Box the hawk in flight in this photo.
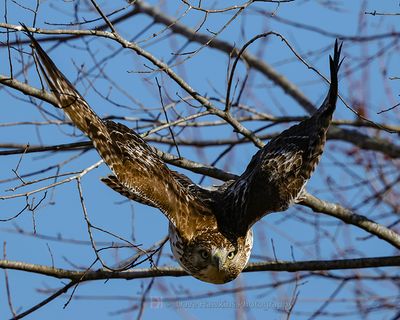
[24,28,342,284]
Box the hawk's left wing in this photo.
[221,40,342,236]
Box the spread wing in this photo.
[102,168,202,209]
[24,27,211,238]
[222,40,343,236]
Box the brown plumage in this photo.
[221,40,343,236]
[23,25,342,284]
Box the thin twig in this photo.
[11,281,77,320]
[155,77,181,158]
[89,0,117,33]
[3,242,17,319]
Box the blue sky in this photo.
[1,1,399,319]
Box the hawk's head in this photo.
[169,225,253,284]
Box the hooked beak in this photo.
[211,249,224,270]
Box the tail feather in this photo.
[21,24,105,138]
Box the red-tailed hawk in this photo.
[24,27,342,284]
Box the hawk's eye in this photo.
[227,251,235,259]
[199,250,209,259]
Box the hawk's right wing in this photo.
[24,27,210,238]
